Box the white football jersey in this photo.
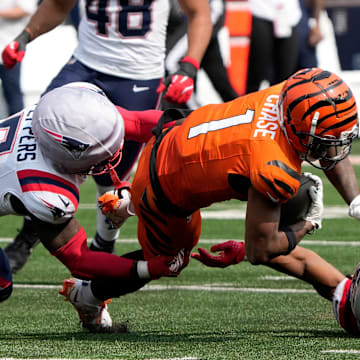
[0,106,85,224]
[73,0,170,80]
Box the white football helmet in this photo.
[32,83,125,175]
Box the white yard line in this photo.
[77,205,349,219]
[14,283,316,294]
[0,358,197,360]
[321,350,360,354]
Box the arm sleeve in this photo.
[117,107,165,143]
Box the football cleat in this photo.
[89,232,115,253]
[4,227,40,274]
[59,278,113,333]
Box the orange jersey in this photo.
[156,83,302,211]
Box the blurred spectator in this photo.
[164,0,238,109]
[0,0,37,116]
[246,0,302,93]
[297,0,324,69]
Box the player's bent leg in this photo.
[87,249,149,300]
[4,217,40,274]
[52,227,135,279]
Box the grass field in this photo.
[1,158,360,359]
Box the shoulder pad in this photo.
[17,169,79,224]
[22,190,77,224]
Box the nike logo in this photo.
[266,192,279,203]
[133,84,150,93]
[58,195,70,207]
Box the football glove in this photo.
[301,172,323,231]
[98,183,135,229]
[157,56,199,104]
[191,240,245,268]
[137,248,189,279]
[2,29,31,69]
[349,194,360,220]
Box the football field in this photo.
[1,157,360,359]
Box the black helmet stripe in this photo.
[320,114,358,135]
[288,78,344,117]
[317,104,356,127]
[303,97,356,124]
[282,69,331,100]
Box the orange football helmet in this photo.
[279,68,359,170]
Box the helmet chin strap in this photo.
[109,167,122,188]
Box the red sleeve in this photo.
[116,106,167,143]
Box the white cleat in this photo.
[59,278,113,333]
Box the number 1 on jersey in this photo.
[188,109,255,139]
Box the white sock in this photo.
[79,280,102,306]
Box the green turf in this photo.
[1,168,360,359]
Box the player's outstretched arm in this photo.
[157,0,212,104]
[2,0,77,69]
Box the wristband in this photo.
[136,260,150,279]
[280,226,297,255]
[15,29,31,45]
[181,56,200,70]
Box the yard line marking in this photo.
[261,276,297,281]
[321,350,360,354]
[77,205,349,219]
[1,238,360,246]
[13,283,316,294]
[0,358,197,360]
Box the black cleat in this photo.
[5,226,40,274]
[89,232,115,253]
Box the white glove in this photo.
[349,194,360,220]
[302,172,324,231]
[98,188,135,228]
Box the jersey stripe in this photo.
[17,169,79,206]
